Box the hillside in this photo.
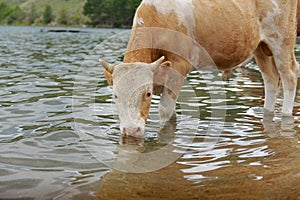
[0,0,88,26]
[0,0,142,27]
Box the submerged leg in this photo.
[277,53,299,116]
[159,78,183,126]
[157,56,190,125]
[159,90,176,125]
[254,42,280,115]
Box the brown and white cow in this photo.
[100,0,299,137]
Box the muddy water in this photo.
[0,26,300,199]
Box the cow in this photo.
[100,0,299,137]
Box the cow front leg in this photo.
[159,88,177,126]
[159,74,184,126]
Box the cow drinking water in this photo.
[100,0,299,137]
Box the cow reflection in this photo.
[121,114,177,146]
[262,114,298,137]
[110,113,179,173]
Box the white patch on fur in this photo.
[263,80,278,112]
[282,90,296,116]
[259,0,283,67]
[142,0,195,36]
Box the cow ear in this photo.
[99,59,114,85]
[153,61,172,93]
[160,61,172,70]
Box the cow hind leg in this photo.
[277,52,299,116]
[254,42,280,115]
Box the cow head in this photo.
[99,57,171,137]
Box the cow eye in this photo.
[146,92,152,98]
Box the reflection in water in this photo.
[0,26,300,199]
[112,122,180,173]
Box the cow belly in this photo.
[193,0,260,69]
[197,30,260,69]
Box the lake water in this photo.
[0,26,300,199]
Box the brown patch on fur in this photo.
[192,0,260,69]
[140,91,152,121]
[134,4,188,34]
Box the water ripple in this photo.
[1,26,300,199]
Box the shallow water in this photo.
[0,26,300,199]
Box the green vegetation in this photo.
[42,4,53,24]
[83,0,141,27]
[0,0,142,27]
[0,3,12,21]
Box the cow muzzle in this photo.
[123,127,143,137]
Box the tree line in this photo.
[0,0,142,27]
[83,0,142,27]
[0,3,75,26]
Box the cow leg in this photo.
[256,41,299,116]
[277,52,299,116]
[159,89,177,125]
[159,71,185,126]
[254,42,280,115]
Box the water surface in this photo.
[0,26,300,199]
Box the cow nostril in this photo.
[123,127,142,136]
